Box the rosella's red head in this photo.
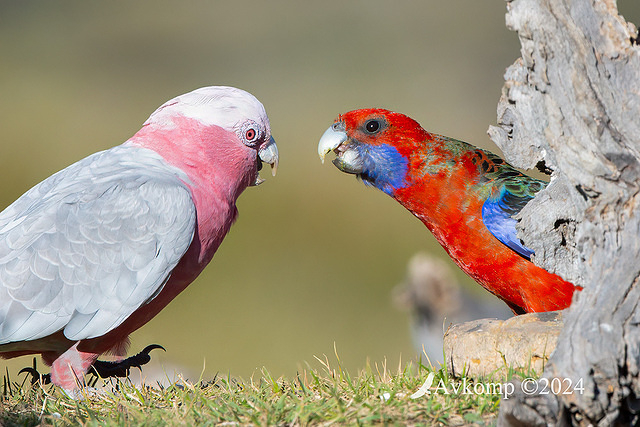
[318,108,430,195]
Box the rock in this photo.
[443,311,563,379]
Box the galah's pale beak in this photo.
[254,136,279,185]
[318,121,363,174]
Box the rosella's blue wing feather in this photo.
[480,162,547,261]
[482,189,534,260]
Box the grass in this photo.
[0,351,539,426]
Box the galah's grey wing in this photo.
[0,146,196,343]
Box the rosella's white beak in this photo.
[318,122,347,163]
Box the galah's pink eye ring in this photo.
[239,121,262,146]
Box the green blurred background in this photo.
[1,1,638,381]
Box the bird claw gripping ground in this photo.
[19,358,51,385]
[90,344,166,379]
[19,344,165,386]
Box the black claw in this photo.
[141,344,166,354]
[90,344,166,379]
[19,367,51,385]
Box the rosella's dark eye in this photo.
[365,119,381,133]
[245,128,257,141]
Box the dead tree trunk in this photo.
[489,0,640,425]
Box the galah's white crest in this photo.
[0,86,278,394]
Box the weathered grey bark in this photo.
[488,0,640,425]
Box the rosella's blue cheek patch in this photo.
[359,143,409,195]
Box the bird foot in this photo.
[18,344,164,387]
[89,344,165,379]
[19,357,51,385]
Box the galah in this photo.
[0,86,278,394]
[318,108,578,314]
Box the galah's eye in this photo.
[240,121,262,147]
[365,119,381,134]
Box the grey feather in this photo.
[0,145,196,343]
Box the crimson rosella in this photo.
[318,108,577,314]
[0,86,278,395]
